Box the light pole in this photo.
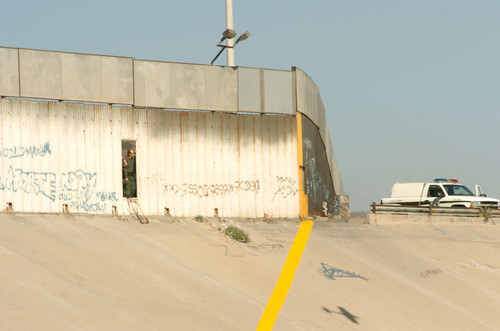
[210,0,251,66]
[225,0,235,66]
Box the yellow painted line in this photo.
[296,113,308,217]
[256,219,314,330]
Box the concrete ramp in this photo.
[1,214,499,330]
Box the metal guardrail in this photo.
[370,203,500,217]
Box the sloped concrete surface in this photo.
[1,214,499,330]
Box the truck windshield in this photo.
[443,184,474,196]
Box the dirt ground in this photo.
[1,213,499,330]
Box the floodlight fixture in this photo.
[220,28,237,42]
[234,30,251,46]
[210,30,252,66]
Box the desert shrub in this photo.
[224,225,250,243]
[194,215,205,222]
[479,207,495,225]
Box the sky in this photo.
[2,0,499,211]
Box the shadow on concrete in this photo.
[323,306,360,324]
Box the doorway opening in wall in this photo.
[122,140,137,198]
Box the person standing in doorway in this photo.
[122,149,136,198]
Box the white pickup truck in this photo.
[381,179,500,208]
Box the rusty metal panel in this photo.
[0,47,20,97]
[132,110,299,218]
[295,67,345,199]
[325,125,345,195]
[134,61,238,112]
[301,115,337,217]
[0,99,299,217]
[0,100,56,213]
[0,99,122,214]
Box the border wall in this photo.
[0,46,347,218]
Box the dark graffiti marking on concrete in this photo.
[96,191,119,202]
[1,166,117,212]
[163,180,260,197]
[319,262,369,281]
[0,166,57,201]
[59,170,117,212]
[60,170,97,203]
[0,142,52,159]
[272,176,298,201]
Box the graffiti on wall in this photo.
[272,176,298,201]
[0,142,52,159]
[145,173,299,201]
[0,166,118,213]
[58,170,118,212]
[0,166,57,201]
[163,180,260,197]
[60,170,97,203]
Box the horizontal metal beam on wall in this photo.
[370,203,500,218]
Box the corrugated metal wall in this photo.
[0,99,299,218]
[301,115,336,216]
[294,67,345,196]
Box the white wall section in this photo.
[0,99,299,217]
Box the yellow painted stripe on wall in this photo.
[296,113,309,217]
[256,219,314,330]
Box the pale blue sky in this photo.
[2,0,499,211]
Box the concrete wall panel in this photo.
[18,49,133,104]
[134,61,238,112]
[20,49,63,100]
[60,53,102,102]
[0,47,19,97]
[238,67,294,115]
[296,68,322,125]
[101,56,134,104]
[264,69,294,114]
[60,53,133,104]
[238,67,261,113]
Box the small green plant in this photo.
[194,215,205,222]
[224,225,250,243]
[479,207,495,225]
